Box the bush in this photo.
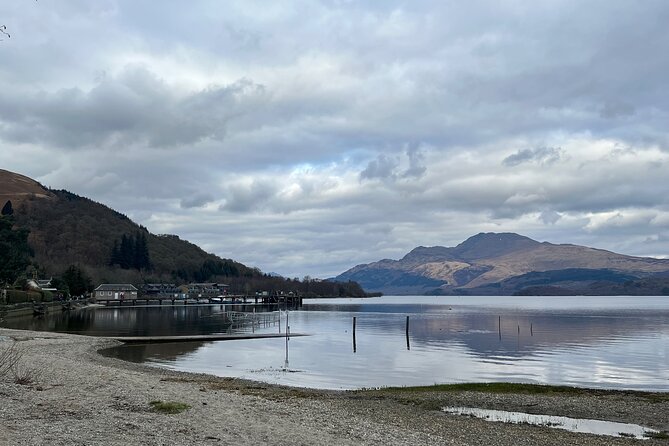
[5,290,42,304]
[40,290,53,302]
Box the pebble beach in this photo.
[1,327,668,446]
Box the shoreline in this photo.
[1,328,669,445]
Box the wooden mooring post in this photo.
[405,315,410,350]
[284,311,290,370]
[352,316,357,353]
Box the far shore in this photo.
[1,327,669,445]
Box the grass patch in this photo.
[645,431,669,440]
[149,400,191,414]
[374,382,592,395]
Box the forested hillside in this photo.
[1,169,368,297]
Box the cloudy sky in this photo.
[1,1,668,278]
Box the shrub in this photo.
[6,290,41,304]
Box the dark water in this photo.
[4,296,669,390]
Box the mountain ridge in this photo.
[335,232,669,295]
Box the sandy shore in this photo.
[1,328,668,446]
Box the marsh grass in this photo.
[645,430,669,440]
[377,383,592,395]
[0,341,22,378]
[149,400,191,414]
[1,341,42,385]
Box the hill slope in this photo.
[335,232,669,295]
[1,169,254,285]
[0,169,368,296]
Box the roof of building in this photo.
[94,284,138,291]
[188,283,229,287]
[36,278,52,287]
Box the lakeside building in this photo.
[94,284,138,300]
[142,283,182,297]
[27,278,58,293]
[187,283,229,298]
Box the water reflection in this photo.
[0,304,279,336]
[443,407,658,439]
[5,296,669,390]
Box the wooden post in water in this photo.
[530,323,533,336]
[405,315,410,350]
[498,316,501,340]
[284,311,290,370]
[352,316,357,353]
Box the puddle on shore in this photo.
[443,407,658,440]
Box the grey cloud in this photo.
[180,193,215,209]
[360,155,398,181]
[3,0,669,277]
[0,67,267,149]
[600,102,635,119]
[402,147,426,179]
[503,147,563,167]
[540,210,562,225]
[220,180,276,213]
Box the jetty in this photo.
[94,294,303,307]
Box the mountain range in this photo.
[334,232,669,296]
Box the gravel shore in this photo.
[1,327,668,446]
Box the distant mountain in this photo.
[0,169,368,297]
[335,232,669,296]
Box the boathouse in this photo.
[94,284,138,300]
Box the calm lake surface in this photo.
[4,296,669,390]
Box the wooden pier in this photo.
[94,294,303,307]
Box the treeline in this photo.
[56,265,94,296]
[0,207,32,286]
[172,258,251,283]
[109,232,151,270]
[226,275,371,297]
[1,201,93,298]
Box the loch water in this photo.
[4,296,669,390]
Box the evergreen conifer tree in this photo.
[134,231,151,270]
[0,215,31,284]
[109,240,121,267]
[1,200,13,216]
[119,234,133,269]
